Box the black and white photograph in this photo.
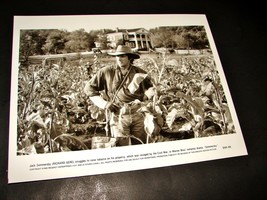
[8,14,247,184]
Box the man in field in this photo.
[84,45,155,146]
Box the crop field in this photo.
[16,52,236,154]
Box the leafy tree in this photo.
[150,26,209,49]
[42,30,68,54]
[19,26,210,60]
[181,26,209,49]
[19,30,48,62]
[171,34,188,49]
[150,28,174,48]
[64,29,93,52]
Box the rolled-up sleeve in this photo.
[84,71,104,97]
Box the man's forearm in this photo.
[89,96,108,109]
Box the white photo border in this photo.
[8,14,248,183]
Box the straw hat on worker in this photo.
[108,45,140,59]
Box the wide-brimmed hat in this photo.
[108,45,140,59]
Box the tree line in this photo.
[19,26,209,62]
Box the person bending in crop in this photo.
[84,45,155,146]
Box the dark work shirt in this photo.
[84,65,153,104]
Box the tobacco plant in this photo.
[16,51,235,154]
[135,52,235,142]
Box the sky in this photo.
[14,14,208,32]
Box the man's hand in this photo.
[105,102,120,113]
[128,73,147,94]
